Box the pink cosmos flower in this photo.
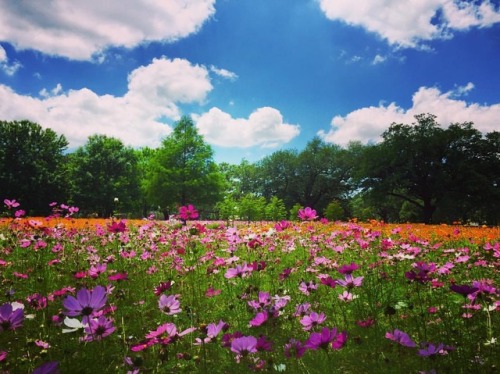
[300,312,326,331]
[249,311,268,327]
[299,281,318,295]
[284,339,306,358]
[231,336,258,356]
[385,329,416,348]
[224,263,252,279]
[304,327,347,350]
[4,199,20,209]
[298,207,317,221]
[81,316,115,342]
[336,274,364,289]
[158,294,181,315]
[205,287,221,298]
[178,204,199,220]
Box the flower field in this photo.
[0,204,499,373]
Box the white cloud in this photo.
[0,0,216,60]
[318,0,500,48]
[318,82,500,145]
[372,54,387,65]
[210,65,238,81]
[0,44,21,76]
[194,107,300,148]
[0,57,213,148]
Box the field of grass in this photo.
[0,209,499,373]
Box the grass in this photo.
[0,214,499,373]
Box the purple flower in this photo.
[32,361,59,374]
[248,291,271,310]
[158,294,181,315]
[81,316,116,342]
[385,329,416,348]
[450,284,479,297]
[284,339,306,358]
[231,336,258,356]
[62,286,107,323]
[256,335,273,352]
[300,312,327,331]
[418,342,455,357]
[224,263,252,279]
[0,302,24,331]
[4,199,20,209]
[298,207,317,221]
[304,327,347,350]
[299,281,318,295]
[336,274,364,289]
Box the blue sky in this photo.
[0,0,499,164]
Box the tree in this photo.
[146,116,224,217]
[361,114,497,224]
[265,196,287,221]
[67,135,141,217]
[0,120,68,214]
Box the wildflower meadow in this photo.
[0,200,499,373]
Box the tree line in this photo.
[1,114,498,224]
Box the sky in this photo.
[0,0,499,164]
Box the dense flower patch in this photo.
[0,202,499,373]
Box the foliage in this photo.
[67,135,141,217]
[323,200,344,221]
[145,116,224,217]
[0,120,68,215]
[265,196,287,221]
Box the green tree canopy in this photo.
[67,134,141,217]
[145,116,224,217]
[0,120,68,214]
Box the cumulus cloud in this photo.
[318,0,500,48]
[0,0,216,60]
[0,57,212,148]
[318,83,500,145]
[194,107,300,148]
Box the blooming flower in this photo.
[336,274,364,289]
[62,286,107,323]
[154,281,174,296]
[224,263,252,279]
[418,342,454,357]
[231,336,258,356]
[0,302,24,331]
[299,281,318,295]
[284,339,306,358]
[298,207,317,221]
[158,294,181,315]
[304,327,347,350]
[4,199,20,209]
[107,220,127,233]
[81,316,116,342]
[178,204,199,220]
[337,262,359,275]
[385,329,416,348]
[300,312,327,331]
[249,311,269,327]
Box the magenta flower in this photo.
[0,302,24,331]
[195,320,229,344]
[298,207,317,221]
[284,339,306,358]
[385,329,417,348]
[337,262,359,275]
[154,280,174,296]
[178,204,199,220]
[3,199,20,209]
[62,286,107,323]
[300,312,327,331]
[248,291,271,310]
[158,294,181,315]
[145,322,195,345]
[231,336,258,356]
[81,316,116,342]
[304,327,347,350]
[256,335,273,352]
[249,311,268,327]
[107,220,128,233]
